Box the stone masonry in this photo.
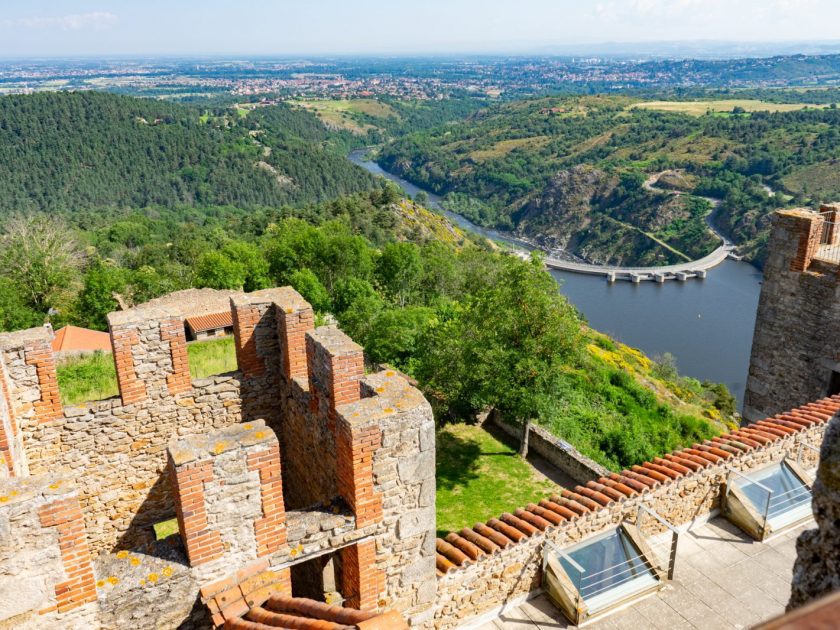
[744,208,840,421]
[788,412,840,610]
[0,287,437,629]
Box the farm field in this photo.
[631,99,826,115]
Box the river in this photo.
[349,149,762,406]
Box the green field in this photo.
[295,98,398,134]
[631,99,826,116]
[435,423,558,537]
[57,336,237,406]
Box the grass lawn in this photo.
[631,99,826,116]
[56,336,238,405]
[436,423,559,537]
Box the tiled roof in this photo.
[185,311,234,334]
[435,395,840,574]
[201,560,407,630]
[51,325,112,353]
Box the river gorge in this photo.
[349,149,763,407]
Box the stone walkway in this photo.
[475,516,812,630]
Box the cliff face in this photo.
[788,413,840,610]
[512,166,703,266]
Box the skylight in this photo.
[558,528,659,613]
[725,459,813,540]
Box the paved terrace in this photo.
[475,516,811,630]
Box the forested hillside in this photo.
[0,91,375,214]
[378,94,840,265]
[0,91,736,470]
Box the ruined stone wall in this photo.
[1,291,288,558]
[0,475,98,629]
[744,209,840,421]
[433,420,827,629]
[489,412,609,483]
[0,287,438,628]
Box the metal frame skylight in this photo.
[542,506,677,625]
[723,457,813,541]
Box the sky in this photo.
[1,0,839,58]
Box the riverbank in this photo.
[348,149,763,406]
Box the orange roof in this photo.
[51,326,112,353]
[185,311,233,334]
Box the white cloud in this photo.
[0,12,118,32]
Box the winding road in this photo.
[542,172,739,282]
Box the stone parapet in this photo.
[108,307,190,405]
[0,326,61,476]
[168,420,285,572]
[0,474,97,629]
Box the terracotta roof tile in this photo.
[434,395,840,573]
[538,499,577,519]
[186,311,233,334]
[444,532,485,561]
[514,507,552,531]
[458,527,501,554]
[51,325,111,353]
[203,567,405,629]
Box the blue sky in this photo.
[0,0,838,57]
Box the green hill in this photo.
[0,91,375,215]
[378,94,840,266]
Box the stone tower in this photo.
[744,206,840,422]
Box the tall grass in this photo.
[57,336,238,406]
[56,351,119,406]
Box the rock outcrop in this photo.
[788,412,840,610]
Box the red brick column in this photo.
[110,327,146,405]
[160,317,191,396]
[336,420,383,528]
[783,210,824,272]
[232,304,266,378]
[169,458,224,566]
[277,305,314,380]
[306,328,364,416]
[246,442,286,557]
[24,337,62,424]
[340,540,384,611]
[37,496,97,613]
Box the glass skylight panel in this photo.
[732,461,811,530]
[557,528,659,613]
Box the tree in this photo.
[194,251,246,290]
[288,268,331,313]
[376,242,422,307]
[418,255,581,456]
[222,241,270,292]
[73,260,129,330]
[0,214,83,316]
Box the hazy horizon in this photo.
[2,1,840,58]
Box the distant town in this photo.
[5,53,840,101]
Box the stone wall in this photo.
[744,209,840,421]
[489,412,609,483]
[433,413,828,629]
[0,475,98,629]
[789,413,840,610]
[0,287,438,628]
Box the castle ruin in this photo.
[0,288,436,628]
